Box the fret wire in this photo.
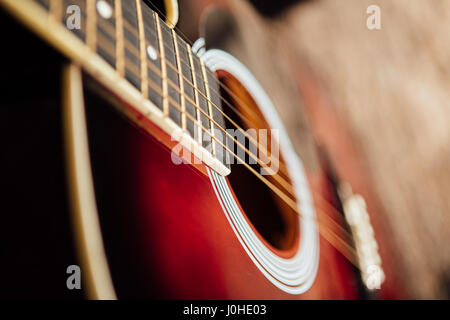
[95,6,288,177]
[78,3,270,148]
[36,0,50,10]
[155,13,169,117]
[137,5,274,138]
[150,35,278,162]
[123,39,140,62]
[176,38,197,140]
[121,0,140,90]
[115,22,280,170]
[99,11,268,150]
[98,18,150,81]
[158,42,274,165]
[123,13,141,39]
[97,35,284,181]
[135,51,297,197]
[140,24,264,130]
[115,0,125,76]
[125,55,141,79]
[97,19,115,41]
[95,41,356,255]
[49,0,62,22]
[132,3,297,170]
[108,10,355,261]
[123,35,356,256]
[162,43,360,250]
[177,61,288,174]
[24,0,357,261]
[177,57,358,257]
[96,36,280,180]
[86,0,96,50]
[135,0,148,99]
[117,19,221,111]
[147,65,355,252]
[160,88,298,203]
[101,16,141,65]
[148,76,308,235]
[187,43,203,145]
[98,14,116,39]
[96,19,116,67]
[163,53,355,248]
[200,59,216,157]
[96,40,141,85]
[102,37,353,259]
[162,55,277,169]
[97,31,116,58]
[145,65,296,200]
[172,28,186,131]
[151,74,358,261]
[150,56,294,194]
[158,64,289,189]
[98,32,284,180]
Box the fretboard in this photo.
[6,0,230,175]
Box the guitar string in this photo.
[94,15,356,238]
[90,12,359,266]
[137,18,294,178]
[96,17,300,199]
[143,1,296,162]
[73,1,289,180]
[97,17,354,235]
[130,15,271,135]
[98,16,292,179]
[90,36,358,265]
[95,29,340,221]
[144,78,359,265]
[84,7,359,266]
[142,0,359,269]
[138,11,360,263]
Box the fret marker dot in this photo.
[97,0,113,19]
[147,45,158,61]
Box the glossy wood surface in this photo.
[85,93,360,299]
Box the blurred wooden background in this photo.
[284,0,450,299]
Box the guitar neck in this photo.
[1,0,230,176]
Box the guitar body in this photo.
[0,0,400,299]
[83,90,358,299]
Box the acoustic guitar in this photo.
[0,0,400,299]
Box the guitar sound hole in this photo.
[219,72,299,252]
